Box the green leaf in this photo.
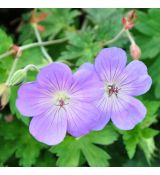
[18,9,80,44]
[140,100,159,126]
[142,128,159,139]
[0,118,44,166]
[0,29,13,83]
[84,9,127,47]
[147,54,160,98]
[135,9,160,60]
[122,126,159,162]
[50,125,118,167]
[122,128,140,159]
[85,125,118,145]
[139,138,157,164]
[135,10,160,36]
[0,29,13,54]
[0,138,17,166]
[121,99,159,161]
[0,118,22,140]
[18,48,47,69]
[15,130,44,166]
[34,151,57,167]
[59,29,102,66]
[51,137,80,167]
[39,9,80,39]
[81,143,110,167]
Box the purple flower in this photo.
[81,47,152,130]
[16,63,102,145]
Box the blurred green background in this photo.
[0,8,160,167]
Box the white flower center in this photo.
[54,91,70,107]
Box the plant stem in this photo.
[81,18,88,31]
[125,30,135,45]
[104,28,125,46]
[5,55,19,86]
[32,24,53,63]
[21,38,67,50]
[0,38,67,60]
[23,64,40,72]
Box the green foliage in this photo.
[0,8,159,167]
[50,126,118,167]
[84,9,128,46]
[135,9,160,99]
[0,117,45,166]
[0,29,13,83]
[0,29,12,54]
[18,9,80,44]
[59,28,102,67]
[121,100,159,163]
[136,9,160,59]
[39,9,80,39]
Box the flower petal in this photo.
[16,82,52,116]
[70,63,103,102]
[93,112,111,131]
[37,62,73,91]
[29,107,67,145]
[78,63,111,130]
[79,62,95,72]
[66,101,100,137]
[93,94,111,130]
[118,60,152,96]
[95,47,127,82]
[111,95,146,130]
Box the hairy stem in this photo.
[23,64,40,72]
[125,30,136,45]
[0,38,67,60]
[32,24,53,63]
[104,28,125,46]
[5,55,20,86]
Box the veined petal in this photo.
[37,62,73,91]
[95,47,127,82]
[93,93,111,130]
[111,95,146,130]
[66,100,100,137]
[29,106,67,145]
[118,60,152,96]
[16,82,53,116]
[70,64,103,102]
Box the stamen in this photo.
[106,84,120,97]
[59,99,65,107]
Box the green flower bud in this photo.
[8,69,27,86]
[0,83,10,110]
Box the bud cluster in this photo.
[122,10,137,30]
[122,10,141,60]
[0,84,10,110]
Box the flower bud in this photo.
[8,69,27,86]
[130,43,141,60]
[122,10,137,30]
[30,10,49,24]
[0,83,10,110]
[12,44,22,57]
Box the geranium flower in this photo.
[80,47,152,130]
[16,63,102,145]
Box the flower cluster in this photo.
[16,47,152,145]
